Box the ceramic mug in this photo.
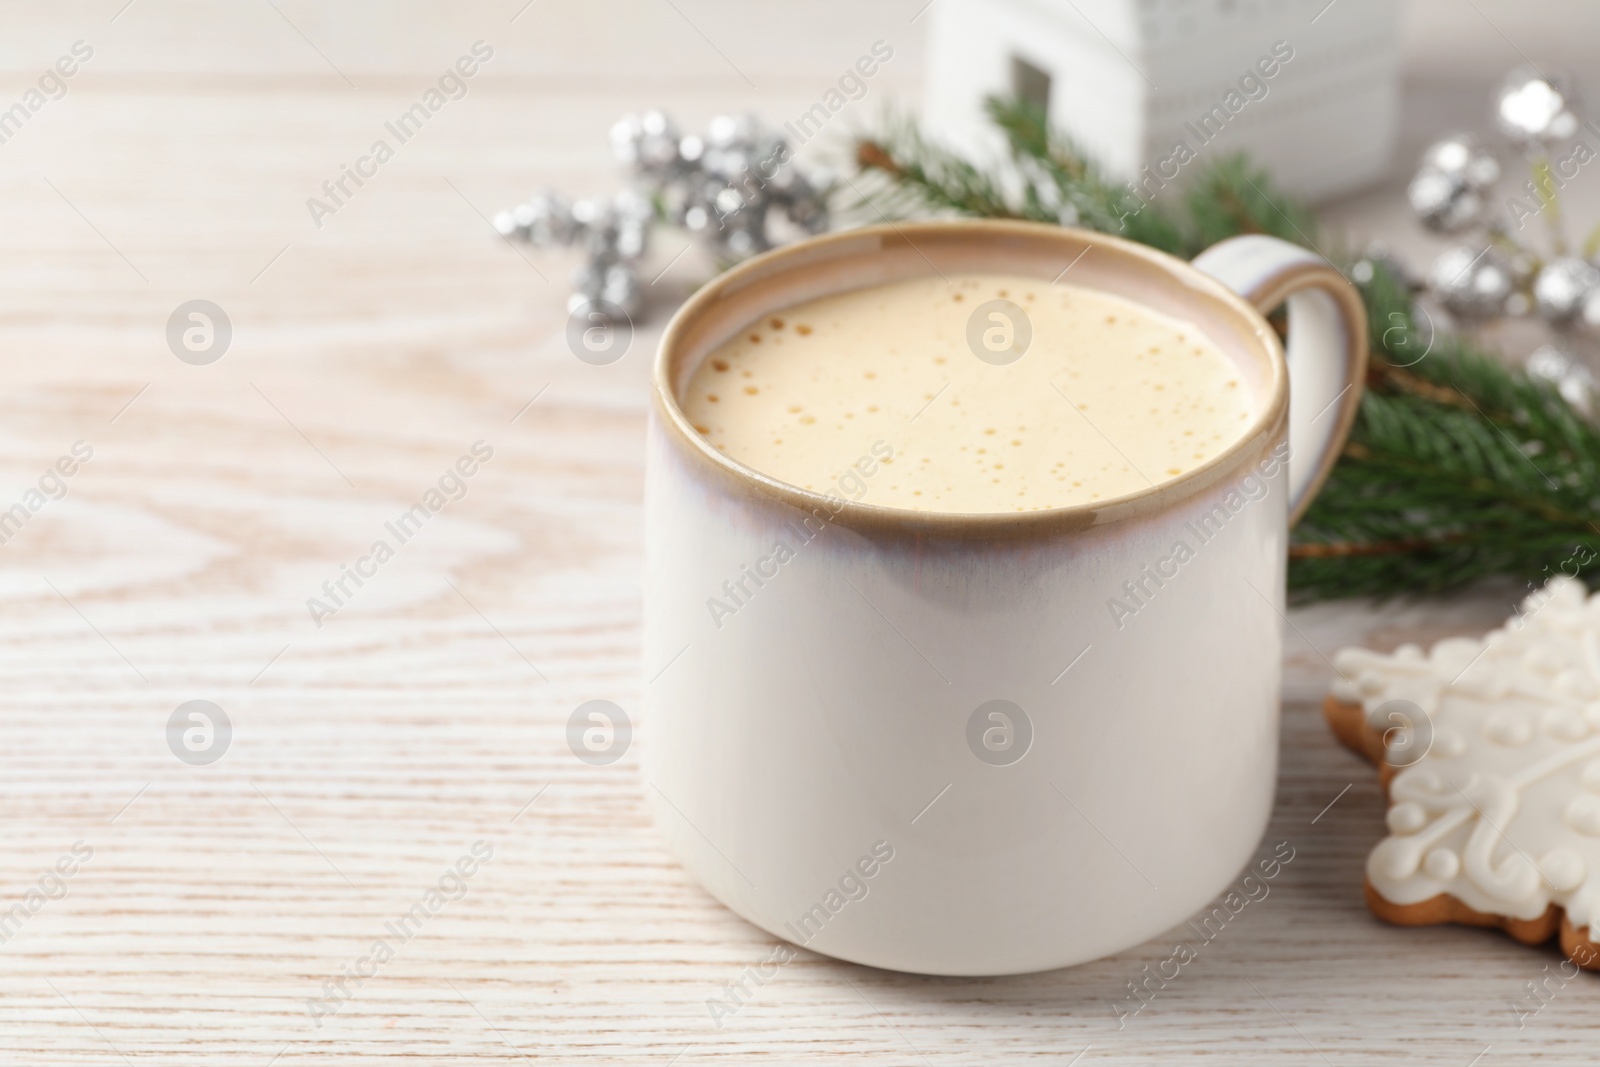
[642,220,1366,976]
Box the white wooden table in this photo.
[4,1,1600,1062]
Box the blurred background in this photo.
[6,1,1598,378]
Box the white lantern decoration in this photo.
[922,0,1403,202]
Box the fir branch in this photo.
[853,112,1032,222]
[985,98,1191,254]
[1290,257,1600,598]
[1184,155,1321,252]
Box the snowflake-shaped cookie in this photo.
[1326,576,1600,968]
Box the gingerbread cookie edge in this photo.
[1324,694,1600,972]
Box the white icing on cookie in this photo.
[1334,577,1600,928]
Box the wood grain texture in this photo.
[2,1,1599,1063]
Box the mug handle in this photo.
[1191,235,1368,527]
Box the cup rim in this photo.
[651,219,1290,537]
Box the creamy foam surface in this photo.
[681,273,1255,513]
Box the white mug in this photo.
[642,220,1365,975]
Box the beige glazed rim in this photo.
[652,219,1293,538]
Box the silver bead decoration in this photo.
[1428,245,1515,321]
[1408,170,1486,233]
[499,188,651,320]
[1495,67,1580,148]
[1422,135,1502,189]
[644,111,831,263]
[1527,343,1598,416]
[1533,257,1600,326]
[1394,66,1600,418]
[1409,135,1501,233]
[1582,288,1600,334]
[498,112,831,322]
[493,190,578,247]
[610,111,687,182]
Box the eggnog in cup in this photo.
[681,274,1254,513]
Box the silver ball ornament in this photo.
[1410,136,1500,233]
[1408,169,1486,233]
[569,263,603,304]
[614,221,648,261]
[1495,68,1580,148]
[612,188,653,229]
[1582,287,1600,334]
[500,111,829,320]
[1526,343,1598,416]
[600,264,642,318]
[1421,135,1501,189]
[492,209,522,239]
[523,191,577,247]
[612,111,684,179]
[706,113,757,149]
[1533,257,1600,325]
[721,228,761,260]
[1427,136,1497,188]
[1428,245,1515,320]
